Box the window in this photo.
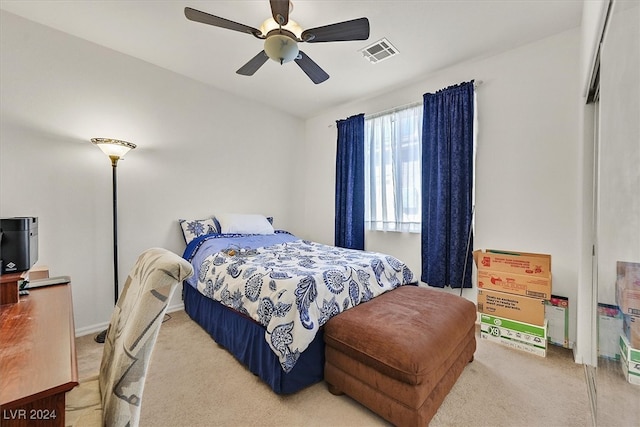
[364,104,422,232]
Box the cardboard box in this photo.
[27,265,49,281]
[477,268,552,299]
[617,278,640,317]
[623,314,640,349]
[480,327,547,357]
[545,295,570,348]
[473,249,551,278]
[598,303,622,360]
[477,289,546,326]
[617,261,640,281]
[480,313,547,347]
[619,334,640,386]
[616,261,640,316]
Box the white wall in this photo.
[0,11,304,334]
[296,28,582,344]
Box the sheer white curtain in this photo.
[364,104,422,232]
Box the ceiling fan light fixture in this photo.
[260,17,302,38]
[264,34,299,64]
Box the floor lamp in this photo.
[91,138,136,343]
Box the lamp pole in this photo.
[91,138,136,343]
[110,155,119,306]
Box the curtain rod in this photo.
[366,101,422,120]
[329,80,483,127]
[365,80,483,120]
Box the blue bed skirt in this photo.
[183,283,325,394]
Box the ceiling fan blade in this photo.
[184,7,262,37]
[270,0,289,26]
[295,51,329,84]
[301,17,370,43]
[236,51,269,76]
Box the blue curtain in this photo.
[335,113,365,250]
[421,82,474,288]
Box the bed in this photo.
[180,215,416,394]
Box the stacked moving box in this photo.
[616,261,640,385]
[598,303,623,360]
[474,249,551,357]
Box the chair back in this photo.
[98,248,193,427]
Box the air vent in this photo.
[360,38,399,64]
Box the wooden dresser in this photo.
[0,283,79,426]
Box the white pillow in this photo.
[215,213,275,235]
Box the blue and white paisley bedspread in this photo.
[187,235,415,372]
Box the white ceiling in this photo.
[0,1,583,119]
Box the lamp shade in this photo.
[264,34,299,64]
[91,138,136,159]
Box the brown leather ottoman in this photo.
[324,285,476,426]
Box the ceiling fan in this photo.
[184,1,370,84]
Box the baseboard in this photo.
[74,302,186,337]
[75,321,110,338]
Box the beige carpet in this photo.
[75,309,639,426]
